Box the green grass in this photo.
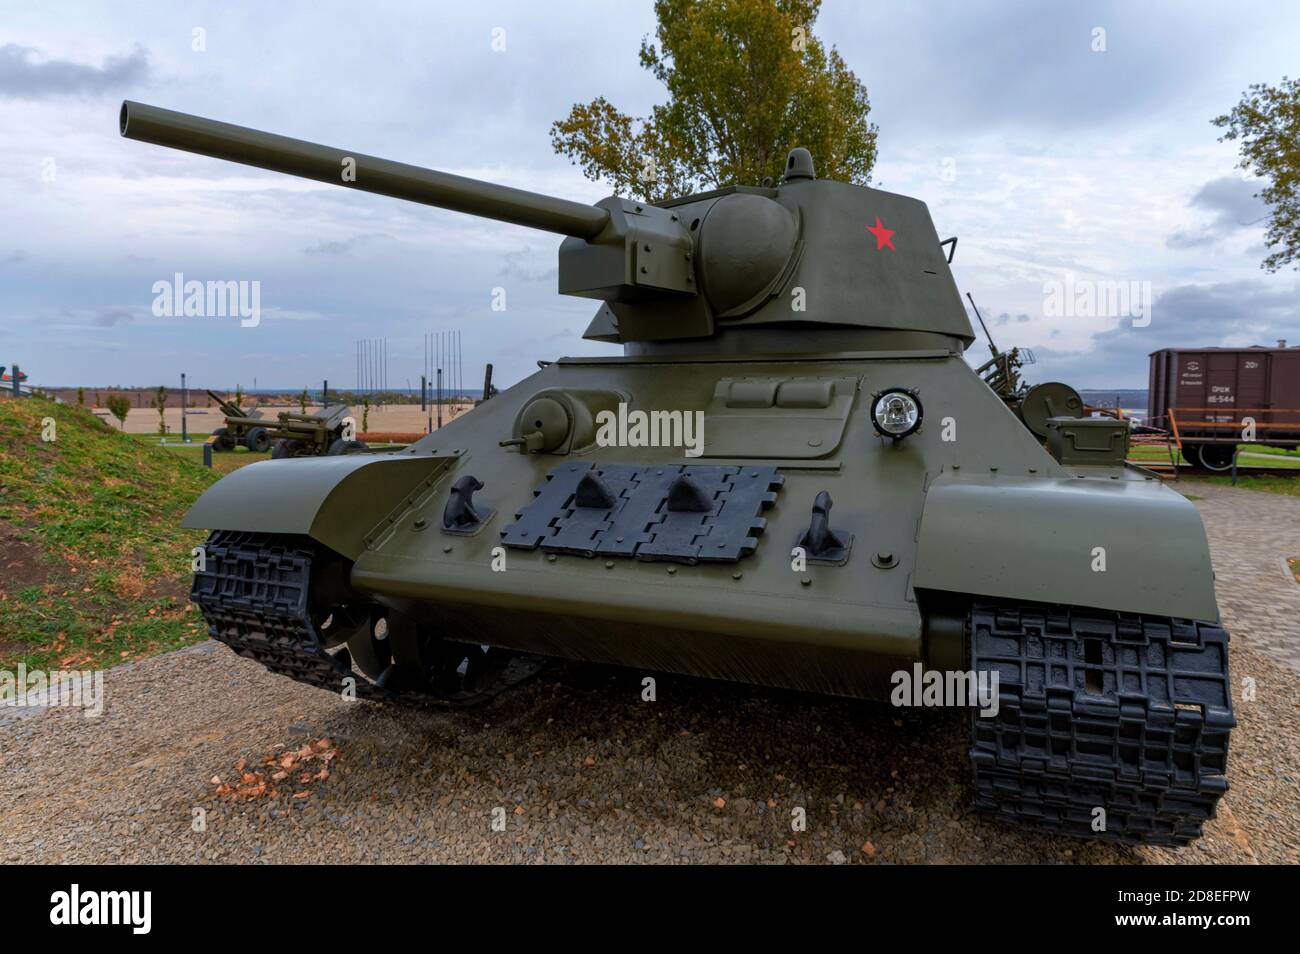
[1128,442,1300,469]
[1200,474,1300,497]
[0,399,220,677]
[128,433,406,475]
[127,433,270,475]
[1240,443,1300,459]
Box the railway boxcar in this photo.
[1148,344,1300,470]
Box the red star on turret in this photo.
[866,215,895,251]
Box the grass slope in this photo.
[0,398,218,674]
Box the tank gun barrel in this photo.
[119,101,610,239]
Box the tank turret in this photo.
[120,101,973,350]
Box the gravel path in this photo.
[1,637,1295,864]
[1176,479,1300,671]
[2,488,1297,865]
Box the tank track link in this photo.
[968,603,1234,845]
[191,530,544,709]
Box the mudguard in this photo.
[914,472,1219,622]
[182,452,456,560]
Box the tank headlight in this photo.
[871,388,923,440]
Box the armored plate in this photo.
[500,462,783,564]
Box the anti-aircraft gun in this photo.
[965,293,1087,443]
[123,101,1233,846]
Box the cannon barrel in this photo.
[206,389,243,415]
[120,101,611,239]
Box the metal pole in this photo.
[437,368,443,429]
[181,372,189,443]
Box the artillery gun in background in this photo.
[123,101,1233,846]
[207,389,366,457]
[206,389,269,451]
[964,294,1090,446]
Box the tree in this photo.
[106,395,130,427]
[299,388,309,414]
[234,385,243,409]
[150,385,168,436]
[551,0,877,201]
[1214,77,1300,272]
[76,387,85,407]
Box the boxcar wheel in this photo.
[1196,443,1236,471]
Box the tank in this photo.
[121,101,1234,845]
[1148,345,1300,470]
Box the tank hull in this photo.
[185,350,1220,701]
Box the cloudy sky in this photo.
[1,0,1297,392]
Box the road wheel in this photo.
[211,427,234,451]
[245,426,271,453]
[327,438,368,456]
[271,439,303,459]
[1196,443,1236,471]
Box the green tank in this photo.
[121,101,1233,845]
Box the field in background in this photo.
[92,401,472,435]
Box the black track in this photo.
[190,530,544,708]
[968,603,1234,845]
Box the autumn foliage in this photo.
[551,0,877,201]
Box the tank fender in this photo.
[181,453,457,560]
[913,472,1219,622]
